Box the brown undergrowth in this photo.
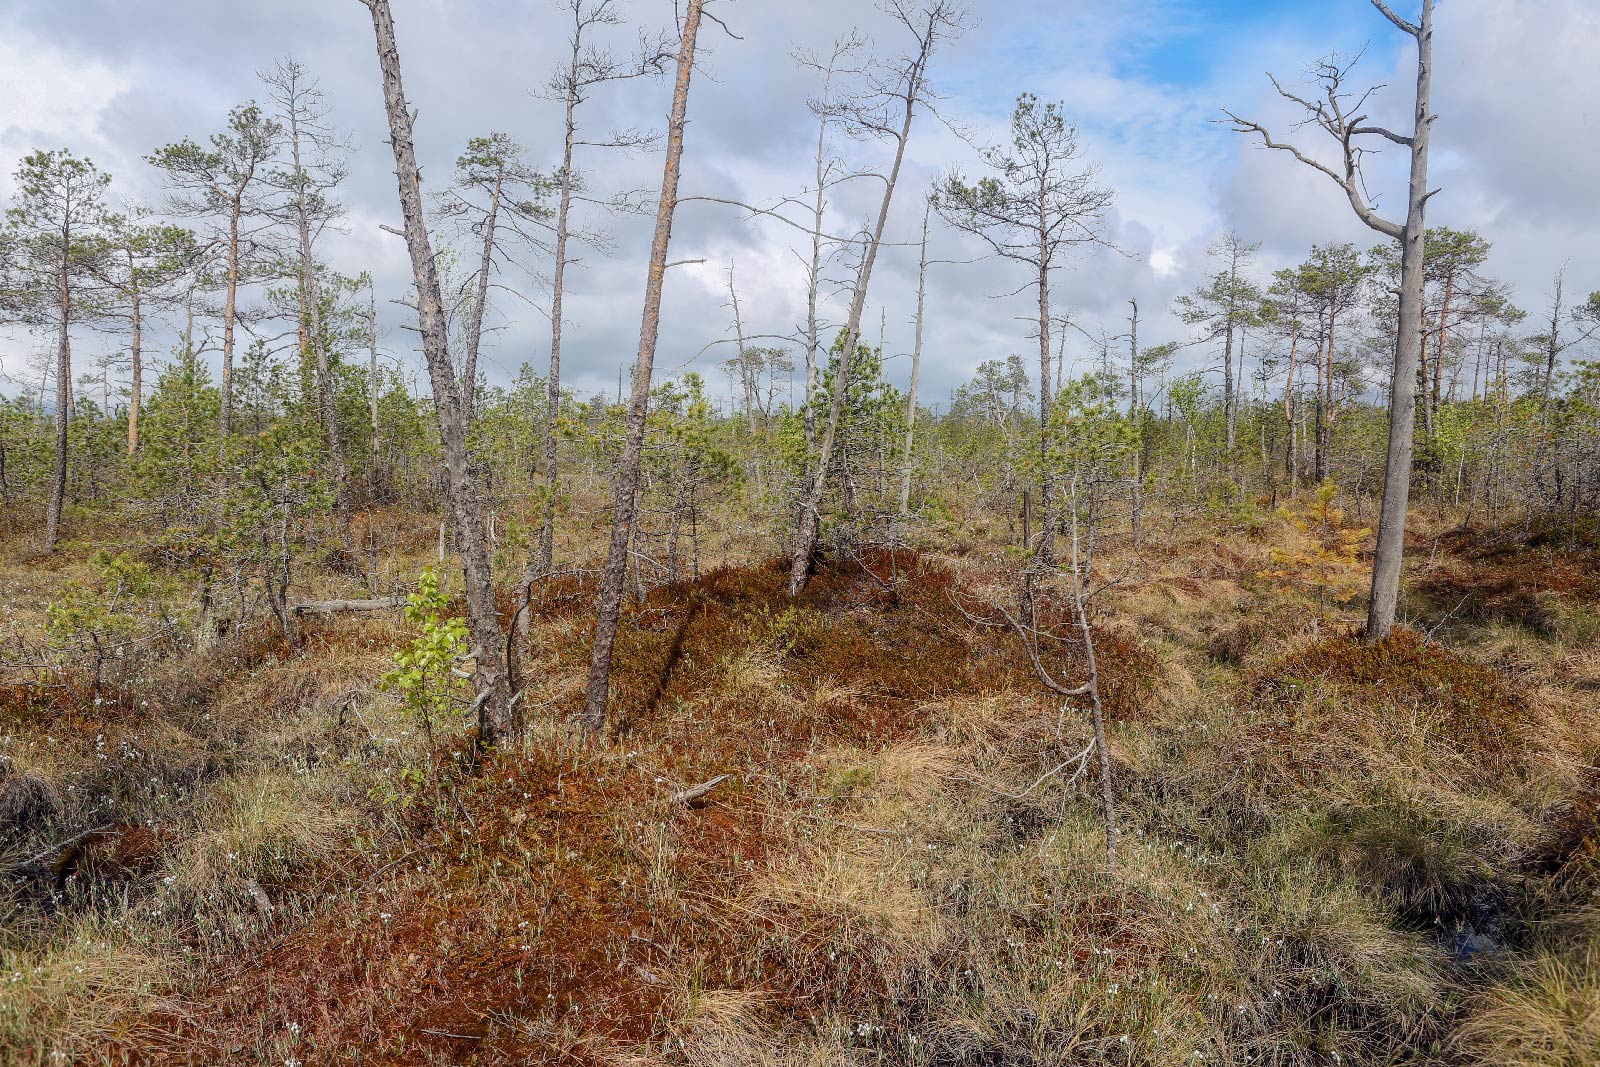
[4,508,1597,1067]
[94,551,1054,1065]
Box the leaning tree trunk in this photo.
[359,0,513,748]
[1366,0,1433,641]
[462,170,502,422]
[581,0,705,743]
[789,66,921,597]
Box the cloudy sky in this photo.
[1,0,1595,411]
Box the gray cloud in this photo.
[0,0,1594,408]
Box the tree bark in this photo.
[128,277,142,455]
[220,201,241,438]
[581,0,704,743]
[462,170,502,422]
[1223,251,1238,452]
[1033,223,1056,569]
[531,30,582,591]
[789,53,922,596]
[1366,0,1433,641]
[359,0,513,748]
[45,244,70,552]
[898,205,929,517]
[285,93,350,536]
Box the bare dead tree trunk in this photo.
[1225,0,1434,642]
[581,0,705,743]
[278,66,351,536]
[359,0,513,748]
[525,63,580,619]
[1366,0,1432,641]
[898,204,929,517]
[790,8,956,596]
[367,282,380,439]
[462,170,503,421]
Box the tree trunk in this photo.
[128,281,142,455]
[288,102,350,536]
[1223,250,1238,452]
[45,252,70,552]
[360,0,513,748]
[1034,232,1056,569]
[1434,271,1452,420]
[1366,0,1433,642]
[581,0,704,743]
[462,171,502,422]
[531,37,581,591]
[898,205,929,518]
[788,59,921,597]
[220,202,241,438]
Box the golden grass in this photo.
[1462,950,1600,1067]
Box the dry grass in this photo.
[1,507,1596,1065]
[1461,951,1600,1067]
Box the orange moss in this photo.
[107,552,1070,1066]
[1243,628,1529,774]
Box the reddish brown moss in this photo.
[1245,628,1529,768]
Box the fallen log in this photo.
[291,596,406,617]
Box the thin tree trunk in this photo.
[128,280,142,455]
[367,285,380,437]
[360,0,513,748]
[1223,249,1238,452]
[45,248,70,552]
[898,205,929,518]
[1366,0,1433,642]
[1283,315,1300,484]
[287,101,350,535]
[462,171,503,422]
[220,202,241,438]
[788,55,922,597]
[1033,223,1056,570]
[531,35,581,591]
[581,0,705,742]
[1434,271,1452,420]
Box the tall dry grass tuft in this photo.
[1461,951,1600,1067]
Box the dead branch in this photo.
[670,773,730,805]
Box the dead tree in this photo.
[357,0,513,749]
[898,203,930,517]
[955,476,1117,871]
[1224,0,1435,642]
[440,132,551,423]
[580,0,710,744]
[788,0,970,597]
[528,0,669,595]
[933,91,1113,573]
[792,33,868,455]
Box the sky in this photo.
[0,0,1596,412]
